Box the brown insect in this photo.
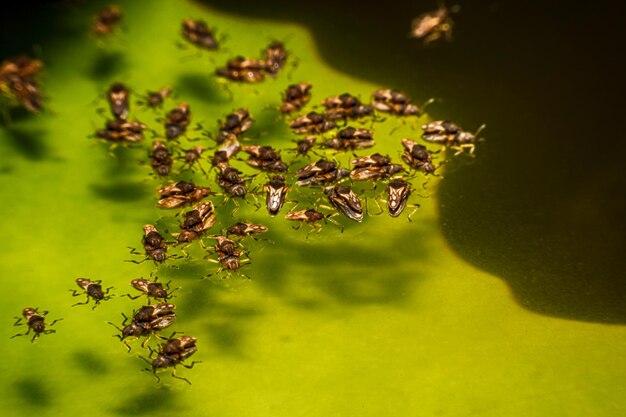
[157,181,211,209]
[128,224,169,264]
[95,119,147,144]
[215,162,249,199]
[145,335,200,384]
[70,278,113,309]
[263,174,289,216]
[325,184,363,222]
[181,19,219,50]
[0,56,44,113]
[281,83,312,113]
[106,82,129,120]
[93,5,122,37]
[295,159,350,186]
[219,108,253,136]
[372,89,421,116]
[263,41,288,76]
[289,111,336,134]
[401,138,436,174]
[410,4,456,45]
[150,141,173,177]
[138,87,172,109]
[216,57,265,83]
[164,103,191,140]
[226,222,268,238]
[175,201,217,243]
[127,277,177,302]
[321,93,373,120]
[205,236,251,278]
[243,145,288,172]
[349,153,403,181]
[285,209,343,236]
[109,303,176,351]
[385,178,420,220]
[421,120,485,154]
[290,136,317,158]
[12,308,62,342]
[324,127,375,151]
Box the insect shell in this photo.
[12,308,61,342]
[401,138,436,174]
[164,103,191,140]
[263,41,288,76]
[181,19,219,50]
[157,181,211,209]
[72,278,113,309]
[150,141,173,176]
[107,82,129,120]
[325,185,363,222]
[289,111,336,134]
[226,222,268,238]
[263,174,289,216]
[93,5,122,37]
[281,83,312,113]
[176,201,217,243]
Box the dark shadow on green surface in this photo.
[14,378,51,407]
[72,350,110,375]
[91,180,151,202]
[1,127,50,160]
[113,386,178,416]
[175,72,231,104]
[88,50,127,82]
[203,0,626,323]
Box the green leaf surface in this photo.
[0,1,625,416]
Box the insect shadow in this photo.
[87,50,127,81]
[175,73,231,104]
[14,377,52,407]
[71,350,110,375]
[2,127,51,161]
[112,386,177,416]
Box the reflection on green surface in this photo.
[0,1,625,416]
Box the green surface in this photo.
[1,1,625,416]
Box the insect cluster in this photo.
[8,4,484,386]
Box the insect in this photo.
[128,224,169,264]
[178,146,206,173]
[175,201,217,243]
[243,145,288,172]
[127,277,177,302]
[285,209,343,236]
[385,178,420,220]
[216,56,266,83]
[150,141,173,177]
[321,93,373,120]
[226,222,268,239]
[219,108,253,136]
[295,159,350,186]
[137,86,172,109]
[145,335,200,384]
[215,163,249,199]
[70,278,113,309]
[324,127,375,151]
[263,41,288,76]
[421,120,485,154]
[95,119,148,144]
[263,174,289,216]
[205,236,251,279]
[157,181,211,209]
[106,82,129,120]
[12,308,62,342]
[0,56,45,113]
[349,153,403,182]
[371,89,421,116]
[92,5,122,37]
[110,303,176,351]
[325,184,363,222]
[410,4,455,44]
[210,134,241,166]
[290,136,317,158]
[280,83,312,113]
[181,19,219,50]
[401,138,436,174]
[289,111,336,134]
[164,103,191,140]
